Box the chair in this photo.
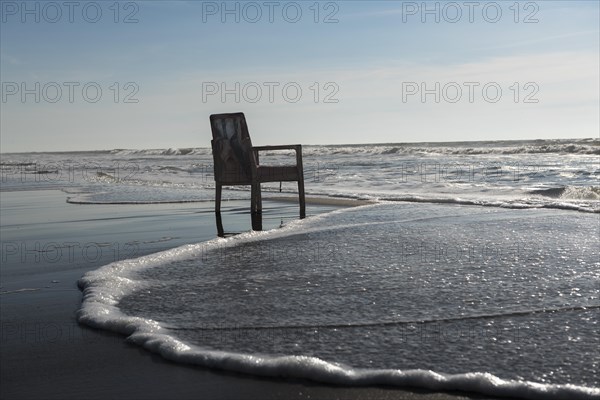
[210,112,305,237]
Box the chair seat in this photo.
[256,165,300,182]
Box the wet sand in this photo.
[1,190,491,400]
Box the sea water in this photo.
[2,139,599,399]
[1,138,598,212]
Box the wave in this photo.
[77,228,600,400]
[304,143,599,156]
[109,148,210,156]
[120,334,600,400]
[380,196,598,213]
[103,139,599,157]
[337,192,599,213]
[2,139,597,158]
[530,186,600,200]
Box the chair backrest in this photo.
[210,112,256,184]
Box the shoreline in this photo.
[1,189,486,400]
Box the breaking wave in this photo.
[103,139,599,157]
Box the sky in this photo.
[1,0,598,152]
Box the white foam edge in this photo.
[77,205,600,400]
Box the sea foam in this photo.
[78,204,600,400]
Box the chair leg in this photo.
[251,183,262,231]
[215,184,222,213]
[215,184,224,237]
[257,183,262,214]
[250,183,256,214]
[298,179,306,219]
[251,212,262,231]
[216,212,225,238]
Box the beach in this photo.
[2,0,598,396]
[1,141,598,400]
[0,189,485,400]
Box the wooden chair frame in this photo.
[210,112,305,236]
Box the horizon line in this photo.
[1,137,597,155]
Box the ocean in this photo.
[1,138,599,399]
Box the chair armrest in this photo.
[252,145,303,172]
[252,145,302,152]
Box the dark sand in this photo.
[1,190,492,400]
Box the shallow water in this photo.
[80,203,600,398]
